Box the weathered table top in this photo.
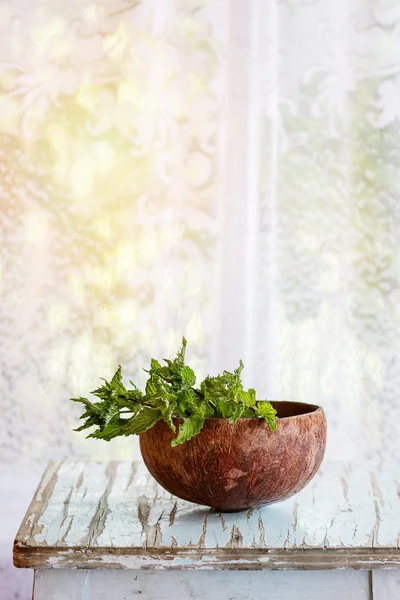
[14,460,400,571]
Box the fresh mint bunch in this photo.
[71,338,277,446]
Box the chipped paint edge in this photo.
[14,543,400,571]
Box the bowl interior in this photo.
[270,401,320,418]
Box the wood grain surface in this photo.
[14,459,400,570]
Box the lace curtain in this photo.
[1,0,400,468]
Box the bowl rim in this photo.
[169,401,323,423]
[268,400,323,420]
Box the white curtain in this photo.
[219,0,400,463]
[1,0,400,464]
[2,0,400,458]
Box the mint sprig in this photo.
[71,338,277,446]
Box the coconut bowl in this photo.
[139,401,326,512]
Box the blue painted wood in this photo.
[33,568,371,600]
[14,459,400,571]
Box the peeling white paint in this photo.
[14,459,400,571]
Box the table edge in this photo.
[13,541,400,571]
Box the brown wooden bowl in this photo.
[139,401,327,512]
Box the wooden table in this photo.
[14,460,400,599]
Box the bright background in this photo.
[2,0,400,597]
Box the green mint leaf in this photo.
[256,401,277,430]
[228,403,246,424]
[70,396,102,415]
[104,404,120,426]
[71,340,278,445]
[181,365,196,387]
[171,413,204,447]
[215,398,230,418]
[110,365,123,387]
[129,407,162,434]
[176,337,187,364]
[88,416,135,441]
[245,388,257,406]
[73,415,99,432]
[150,358,162,371]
